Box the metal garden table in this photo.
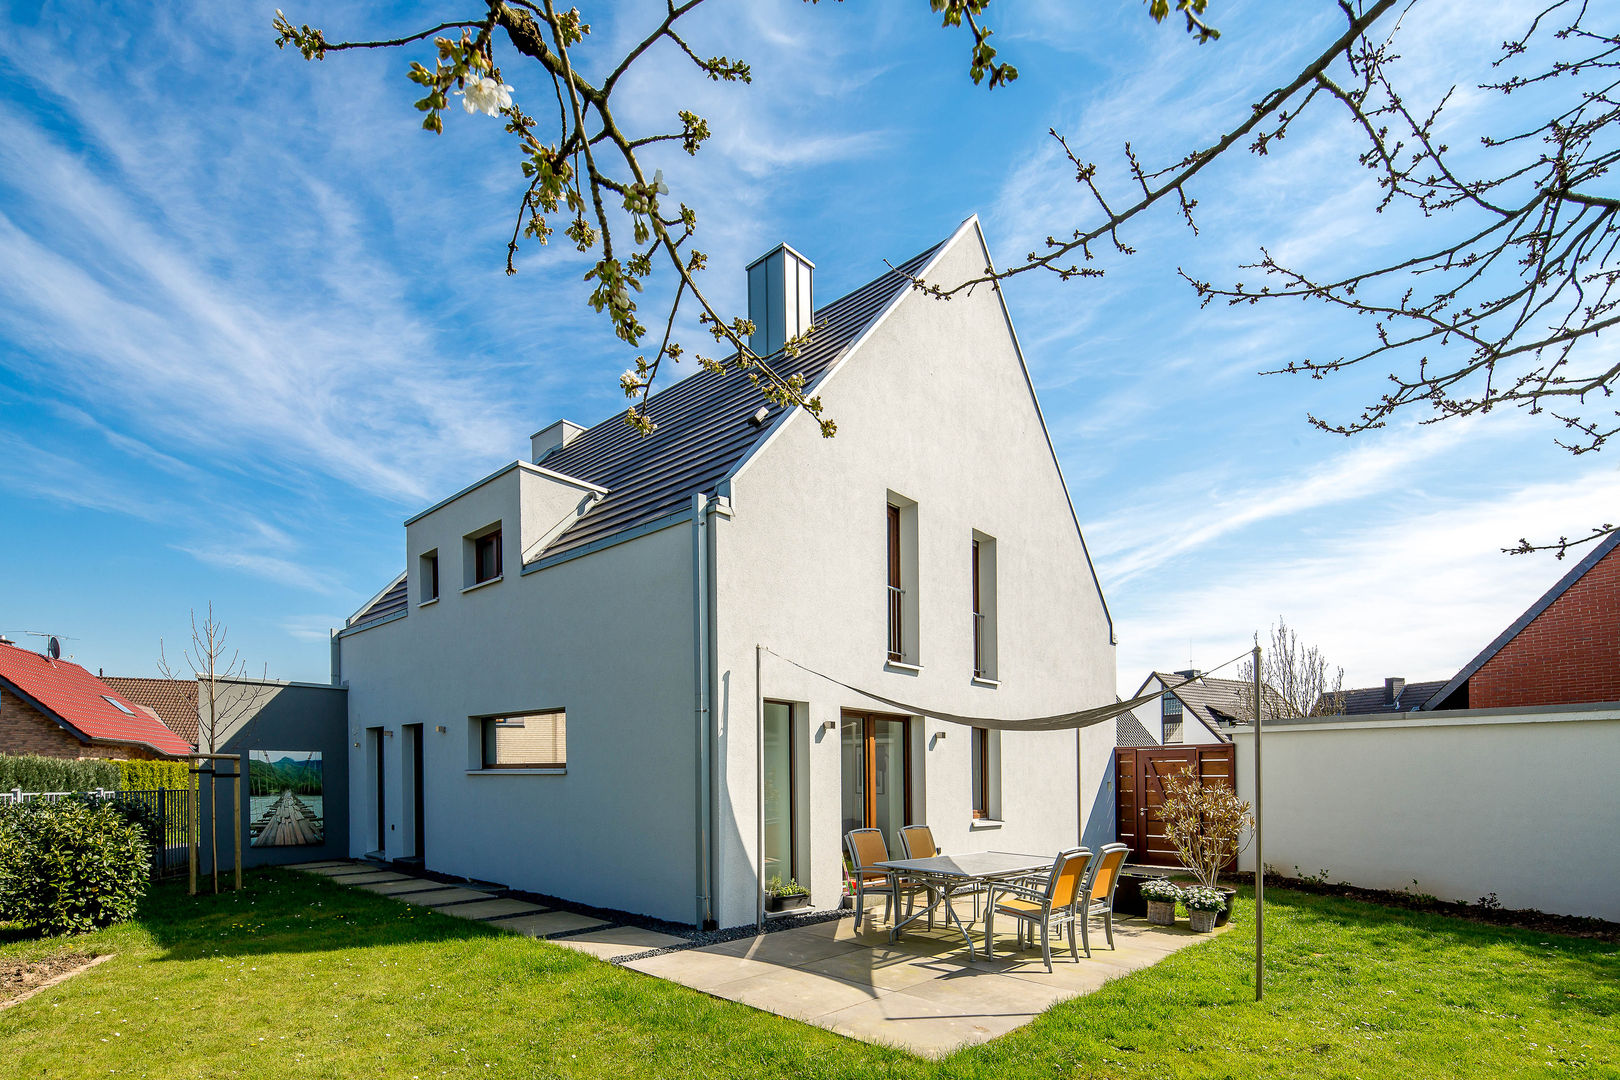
[874,850,1051,961]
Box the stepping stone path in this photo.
[283,861,677,948]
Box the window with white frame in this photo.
[1161,694,1184,744]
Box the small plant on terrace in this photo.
[1181,885,1226,913]
[1138,878,1183,904]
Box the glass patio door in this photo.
[841,711,911,855]
[762,702,795,884]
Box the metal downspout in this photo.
[692,493,713,929]
[755,644,765,933]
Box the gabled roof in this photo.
[1136,671,1292,739]
[1424,530,1620,710]
[0,644,192,756]
[349,240,942,628]
[101,676,200,747]
[1340,679,1446,715]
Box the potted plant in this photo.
[1138,877,1182,926]
[1181,885,1225,933]
[765,875,811,913]
[1159,765,1254,927]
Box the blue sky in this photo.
[2,0,1614,691]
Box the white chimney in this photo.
[745,243,814,358]
[531,419,585,463]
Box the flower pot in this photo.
[766,893,811,914]
[1213,886,1237,927]
[1187,908,1218,933]
[1145,899,1177,926]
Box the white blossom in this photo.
[652,169,668,195]
[458,76,514,117]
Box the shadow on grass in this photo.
[135,868,522,963]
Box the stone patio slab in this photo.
[358,879,458,896]
[436,898,547,921]
[625,914,1228,1057]
[327,871,410,885]
[549,926,689,960]
[399,887,493,906]
[286,860,357,871]
[489,911,610,938]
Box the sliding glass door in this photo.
[841,711,911,855]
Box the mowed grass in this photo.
[1,869,1615,1079]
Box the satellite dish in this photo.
[47,637,60,660]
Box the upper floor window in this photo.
[971,533,998,681]
[885,495,918,666]
[420,550,440,603]
[464,523,503,588]
[1161,693,1184,744]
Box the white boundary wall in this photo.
[1231,705,1620,922]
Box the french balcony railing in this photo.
[887,585,905,662]
[973,610,988,678]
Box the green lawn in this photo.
[1,870,1614,1078]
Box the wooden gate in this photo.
[1114,745,1235,866]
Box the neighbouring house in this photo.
[102,676,200,748]
[1123,670,1282,744]
[1338,676,1446,715]
[0,638,191,760]
[1424,530,1620,711]
[334,217,1119,928]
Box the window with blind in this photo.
[480,710,566,769]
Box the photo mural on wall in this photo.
[249,749,324,847]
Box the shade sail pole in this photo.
[1253,642,1264,1003]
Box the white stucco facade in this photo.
[336,218,1118,928]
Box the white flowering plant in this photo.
[1181,885,1226,912]
[1138,878,1183,903]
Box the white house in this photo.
[333,217,1118,929]
[1124,671,1262,745]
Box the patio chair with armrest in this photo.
[897,824,946,929]
[984,847,1093,971]
[844,828,901,928]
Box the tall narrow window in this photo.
[887,504,903,661]
[1161,694,1184,744]
[971,532,997,680]
[420,550,439,603]
[762,701,796,885]
[971,541,985,677]
[971,727,989,818]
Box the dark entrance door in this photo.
[405,724,425,863]
[1115,745,1236,866]
[371,728,386,854]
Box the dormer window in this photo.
[1162,693,1184,744]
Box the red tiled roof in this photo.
[101,676,199,747]
[0,643,192,756]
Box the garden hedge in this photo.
[0,754,120,794]
[116,758,192,791]
[0,797,151,934]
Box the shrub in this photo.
[116,758,192,791]
[0,754,120,794]
[0,797,151,934]
[1139,877,1183,903]
[1160,766,1254,889]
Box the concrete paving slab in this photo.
[326,871,411,885]
[286,861,357,871]
[488,911,609,938]
[549,925,689,960]
[627,914,1227,1057]
[300,864,374,876]
[436,898,547,921]
[622,947,784,991]
[358,879,458,897]
[399,887,493,906]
